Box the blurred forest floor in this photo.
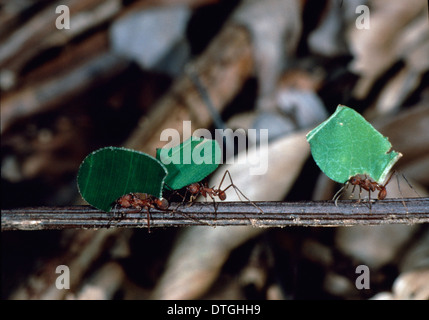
[1,0,429,300]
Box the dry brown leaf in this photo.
[392,269,429,300]
[232,0,303,111]
[348,0,427,99]
[150,226,263,299]
[323,272,356,298]
[376,244,428,298]
[125,23,253,154]
[400,228,429,273]
[71,262,125,300]
[9,229,121,300]
[372,15,429,114]
[373,104,429,181]
[335,225,419,271]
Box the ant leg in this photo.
[222,183,242,201]
[395,172,417,213]
[196,191,218,226]
[146,207,151,233]
[217,170,230,190]
[108,203,120,227]
[168,190,215,227]
[368,189,372,213]
[380,170,408,213]
[396,173,408,213]
[169,189,188,213]
[229,183,264,214]
[400,173,421,198]
[215,170,242,200]
[111,202,129,226]
[176,185,216,227]
[357,185,363,203]
[215,170,242,201]
[354,185,360,202]
[189,191,202,206]
[207,192,218,216]
[218,170,242,201]
[174,187,199,208]
[217,170,263,213]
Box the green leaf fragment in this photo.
[156,137,221,190]
[77,147,168,212]
[306,105,402,184]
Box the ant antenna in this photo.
[400,172,421,198]
[389,170,420,214]
[333,185,345,206]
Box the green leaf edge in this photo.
[77,146,168,212]
[306,105,402,184]
[156,137,221,190]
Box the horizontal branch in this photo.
[2,198,428,231]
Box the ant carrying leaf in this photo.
[175,170,264,214]
[113,193,169,232]
[115,192,224,231]
[333,171,420,212]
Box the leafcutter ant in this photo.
[178,170,264,214]
[115,192,212,229]
[115,193,169,232]
[333,170,417,211]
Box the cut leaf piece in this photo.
[306,105,402,184]
[156,137,221,190]
[77,147,168,212]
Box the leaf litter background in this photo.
[1,0,429,300]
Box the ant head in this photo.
[156,198,169,210]
[218,190,226,201]
[187,183,200,194]
[378,188,387,200]
[349,176,360,185]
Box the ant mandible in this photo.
[115,193,169,232]
[182,170,264,213]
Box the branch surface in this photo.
[2,198,428,231]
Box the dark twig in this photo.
[187,66,226,131]
[2,198,429,231]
